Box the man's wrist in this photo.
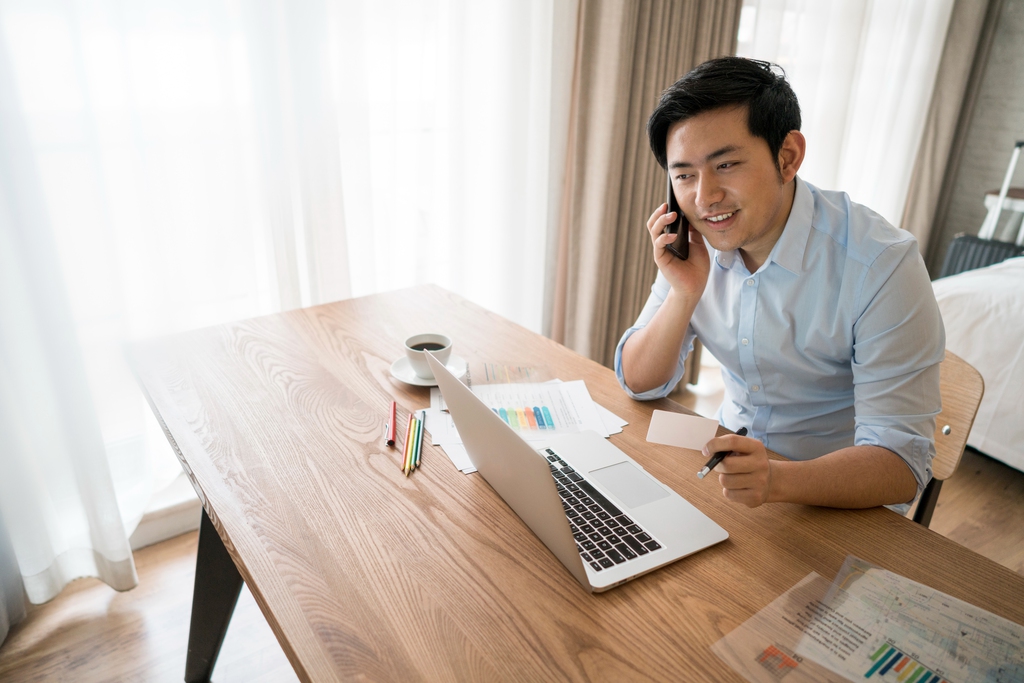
[765,459,789,504]
[662,285,699,324]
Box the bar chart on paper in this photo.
[428,380,618,474]
[712,558,1024,683]
[864,644,947,683]
[479,385,575,435]
[493,405,556,431]
[796,556,1024,683]
[431,382,606,444]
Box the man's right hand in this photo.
[647,202,710,301]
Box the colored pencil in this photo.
[409,417,421,471]
[414,410,426,469]
[403,419,411,479]
[403,412,415,475]
[411,414,422,471]
[410,415,421,471]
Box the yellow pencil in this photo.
[403,413,415,475]
[409,416,420,472]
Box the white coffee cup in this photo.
[405,334,452,379]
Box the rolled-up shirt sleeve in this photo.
[851,241,945,503]
[613,272,698,400]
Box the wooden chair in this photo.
[912,351,984,527]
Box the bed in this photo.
[931,256,1024,472]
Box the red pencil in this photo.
[386,401,397,446]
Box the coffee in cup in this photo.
[405,334,452,379]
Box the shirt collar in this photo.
[714,176,813,276]
[768,176,813,276]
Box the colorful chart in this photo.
[755,645,800,677]
[866,644,947,683]
[492,406,556,431]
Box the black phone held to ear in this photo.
[664,173,689,260]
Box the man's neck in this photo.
[739,178,798,273]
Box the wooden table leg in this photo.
[185,508,243,683]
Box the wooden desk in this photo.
[128,285,1024,682]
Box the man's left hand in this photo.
[702,433,773,508]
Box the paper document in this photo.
[439,443,476,474]
[427,380,627,474]
[474,361,543,384]
[542,379,626,434]
[712,555,1024,683]
[596,403,627,435]
[803,556,1024,682]
[711,572,851,682]
[646,410,719,450]
[430,381,608,445]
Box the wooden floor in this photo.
[2,368,1022,682]
[926,446,1024,574]
[0,531,298,683]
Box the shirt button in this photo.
[746,279,754,286]
[751,385,760,392]
[741,338,749,346]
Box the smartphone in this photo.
[664,172,689,260]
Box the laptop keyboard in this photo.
[542,448,662,572]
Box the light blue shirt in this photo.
[614,178,944,509]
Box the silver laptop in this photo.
[425,351,728,593]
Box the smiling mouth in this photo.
[705,211,735,223]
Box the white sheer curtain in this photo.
[736,0,955,228]
[0,0,575,603]
[0,23,138,604]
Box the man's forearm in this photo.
[620,288,699,394]
[768,445,919,508]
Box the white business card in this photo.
[645,410,720,450]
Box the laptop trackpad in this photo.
[589,462,670,509]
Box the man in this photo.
[616,57,944,512]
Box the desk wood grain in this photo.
[128,285,1024,682]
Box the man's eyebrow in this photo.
[669,145,741,169]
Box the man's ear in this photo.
[777,130,806,183]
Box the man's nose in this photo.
[696,176,724,211]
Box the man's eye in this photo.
[719,162,736,170]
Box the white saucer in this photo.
[390,355,467,387]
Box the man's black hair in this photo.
[647,57,801,170]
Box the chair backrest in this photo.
[932,351,985,481]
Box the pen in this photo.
[386,401,397,447]
[697,427,748,479]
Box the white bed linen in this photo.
[932,257,1024,471]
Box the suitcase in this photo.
[939,141,1024,278]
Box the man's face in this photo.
[666,105,796,264]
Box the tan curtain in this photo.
[901,0,1004,273]
[547,0,742,367]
